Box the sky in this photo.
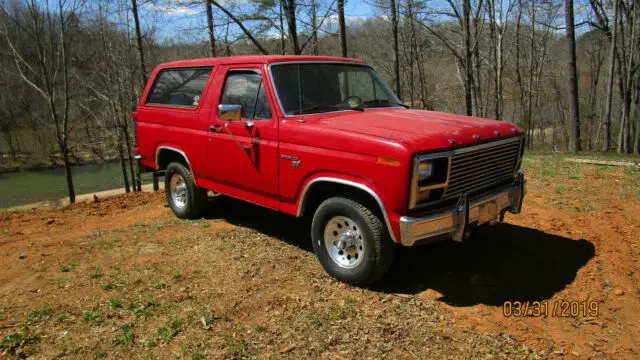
[141,0,381,43]
[123,0,582,44]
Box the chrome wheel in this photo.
[324,216,365,269]
[170,173,187,209]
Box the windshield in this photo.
[270,63,402,115]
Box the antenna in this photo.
[297,64,302,118]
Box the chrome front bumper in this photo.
[399,174,526,246]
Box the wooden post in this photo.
[153,173,159,191]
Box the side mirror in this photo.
[218,104,242,121]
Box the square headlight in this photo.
[418,161,433,182]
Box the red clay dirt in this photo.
[0,155,638,359]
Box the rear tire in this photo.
[164,162,207,219]
[311,196,395,285]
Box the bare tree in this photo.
[603,0,619,151]
[206,0,216,57]
[0,0,86,203]
[311,0,318,55]
[131,0,147,85]
[565,0,581,151]
[337,0,347,57]
[486,0,515,120]
[282,0,299,54]
[211,0,268,54]
[389,0,401,98]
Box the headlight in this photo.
[410,157,450,209]
[418,161,433,181]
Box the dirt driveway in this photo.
[1,154,638,359]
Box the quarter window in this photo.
[220,71,272,120]
[146,67,212,108]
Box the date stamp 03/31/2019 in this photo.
[503,300,600,318]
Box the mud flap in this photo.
[451,192,469,242]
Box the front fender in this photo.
[293,173,401,243]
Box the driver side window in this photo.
[220,71,272,120]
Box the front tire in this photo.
[311,197,395,285]
[164,162,207,219]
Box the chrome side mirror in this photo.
[218,104,242,121]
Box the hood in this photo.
[309,109,522,152]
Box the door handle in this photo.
[209,125,222,133]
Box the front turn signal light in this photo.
[376,157,401,166]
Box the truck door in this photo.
[205,65,279,209]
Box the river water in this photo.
[0,162,152,208]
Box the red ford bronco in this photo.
[134,55,526,285]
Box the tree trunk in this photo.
[279,1,286,55]
[515,1,526,143]
[603,0,618,152]
[564,0,581,151]
[282,0,300,54]
[463,0,473,116]
[206,0,216,57]
[337,0,347,57]
[117,130,130,193]
[311,0,318,55]
[131,0,147,85]
[633,61,640,154]
[389,0,401,98]
[62,146,75,204]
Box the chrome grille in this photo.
[443,138,521,200]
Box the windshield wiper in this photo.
[363,99,409,109]
[290,104,364,115]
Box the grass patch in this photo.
[88,268,103,279]
[27,308,53,323]
[156,316,183,344]
[109,298,123,310]
[170,316,183,330]
[223,336,252,358]
[101,283,118,291]
[132,304,154,318]
[322,299,359,322]
[254,325,267,333]
[111,324,135,346]
[145,336,158,348]
[196,219,210,228]
[0,326,34,357]
[154,280,166,289]
[96,237,120,249]
[172,271,182,281]
[134,264,157,272]
[60,263,78,272]
[82,309,101,323]
[55,313,67,322]
[156,326,173,344]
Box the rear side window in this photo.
[146,67,213,108]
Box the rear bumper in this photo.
[399,173,526,246]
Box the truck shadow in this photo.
[373,224,595,306]
[203,196,595,307]
[203,195,313,252]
